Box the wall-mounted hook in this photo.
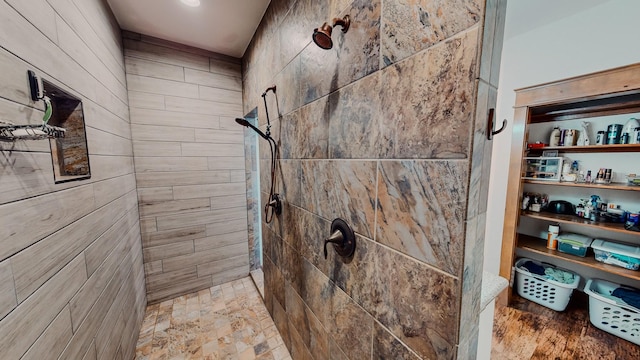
[28,70,43,101]
[323,218,356,259]
[487,108,507,140]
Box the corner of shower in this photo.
[241,108,265,298]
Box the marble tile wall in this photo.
[242,0,506,358]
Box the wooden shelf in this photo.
[500,64,640,297]
[517,234,640,281]
[521,211,638,236]
[523,180,640,191]
[527,144,640,153]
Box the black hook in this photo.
[487,108,507,140]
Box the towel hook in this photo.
[487,108,507,140]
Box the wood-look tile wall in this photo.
[0,1,145,359]
[243,0,506,358]
[124,33,250,304]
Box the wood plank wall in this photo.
[124,32,250,304]
[0,1,145,359]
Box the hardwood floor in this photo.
[492,291,640,359]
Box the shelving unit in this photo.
[528,144,640,153]
[518,235,640,281]
[500,64,640,304]
[524,180,640,192]
[522,211,635,236]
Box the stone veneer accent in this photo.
[243,0,506,358]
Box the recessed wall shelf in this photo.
[2,70,91,183]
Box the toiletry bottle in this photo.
[605,169,612,183]
[559,129,566,146]
[622,133,630,144]
[547,224,560,250]
[550,127,561,146]
[586,170,592,183]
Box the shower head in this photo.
[235,118,251,127]
[235,118,270,141]
[313,15,350,50]
[313,23,334,50]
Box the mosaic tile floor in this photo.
[135,277,291,360]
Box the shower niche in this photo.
[31,71,91,183]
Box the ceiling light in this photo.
[180,0,200,7]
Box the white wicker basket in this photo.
[584,279,640,345]
[514,258,580,311]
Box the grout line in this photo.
[373,161,379,242]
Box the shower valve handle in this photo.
[323,230,344,259]
[323,218,356,260]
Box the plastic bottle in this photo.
[547,224,560,250]
[550,127,561,147]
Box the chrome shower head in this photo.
[312,15,350,50]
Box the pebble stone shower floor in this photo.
[135,277,291,360]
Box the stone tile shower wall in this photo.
[242,0,505,358]
[124,33,251,303]
[0,0,145,359]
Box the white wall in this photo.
[484,0,640,275]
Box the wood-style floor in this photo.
[492,292,640,359]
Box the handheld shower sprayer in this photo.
[234,118,270,141]
[236,84,282,223]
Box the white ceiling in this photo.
[106,0,613,59]
[106,0,271,58]
[505,0,613,40]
